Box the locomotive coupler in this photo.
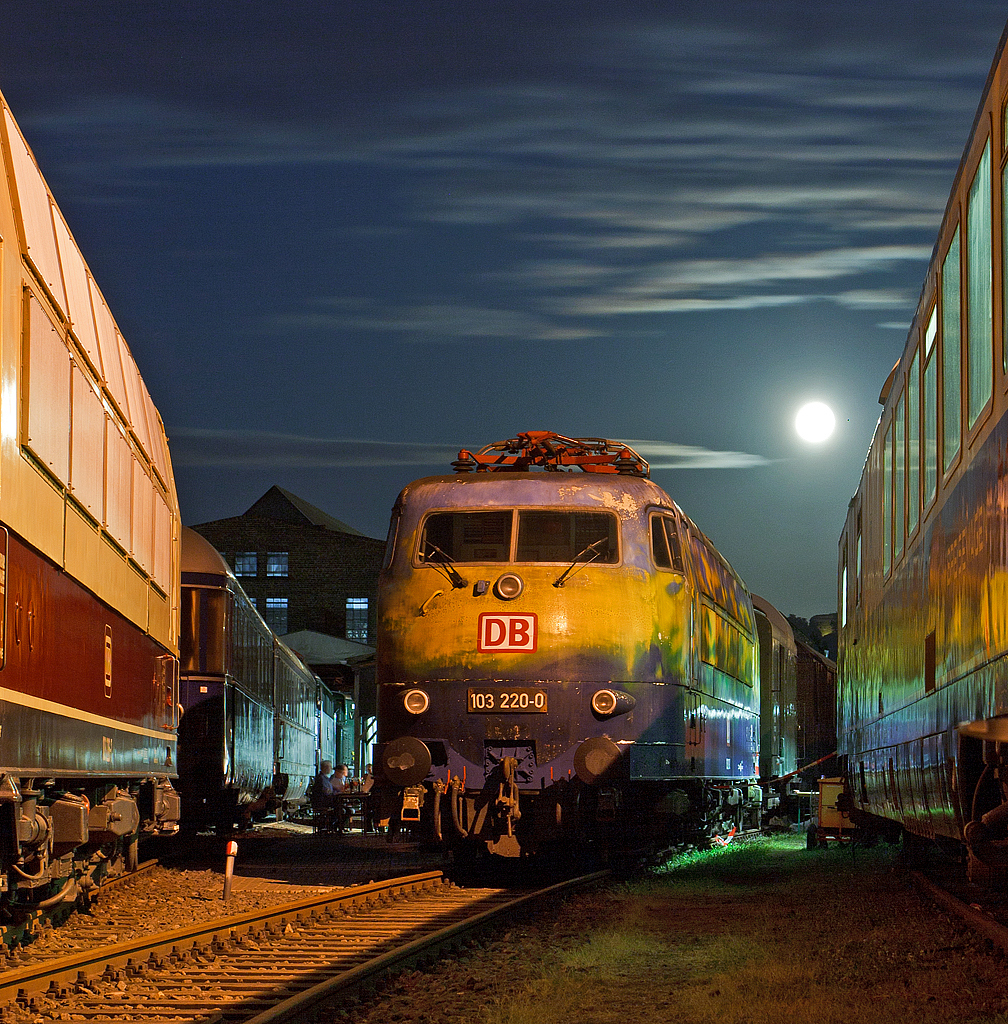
[401,785,425,823]
[495,757,521,834]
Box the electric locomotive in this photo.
[837,19,1008,882]
[0,89,181,923]
[375,432,760,857]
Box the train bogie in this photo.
[374,432,760,857]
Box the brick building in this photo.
[190,485,385,645]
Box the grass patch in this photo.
[479,833,1001,1024]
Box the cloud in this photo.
[169,429,769,471]
[251,302,600,343]
[626,441,770,470]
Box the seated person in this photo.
[330,764,352,829]
[331,764,350,794]
[311,761,335,811]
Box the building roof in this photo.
[245,486,366,535]
[280,630,375,666]
[191,484,373,538]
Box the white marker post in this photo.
[223,840,238,901]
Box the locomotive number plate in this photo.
[467,687,548,713]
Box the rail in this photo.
[0,868,609,1021]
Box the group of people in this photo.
[310,760,376,831]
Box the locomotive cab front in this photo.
[374,433,760,858]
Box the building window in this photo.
[235,552,257,577]
[265,596,288,635]
[346,597,369,641]
[267,552,289,577]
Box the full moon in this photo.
[795,401,835,443]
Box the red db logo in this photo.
[477,613,537,653]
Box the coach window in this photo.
[966,138,993,429]
[907,349,920,538]
[894,386,904,562]
[942,226,962,473]
[840,547,848,630]
[883,419,892,577]
[1003,130,1008,374]
[855,510,862,606]
[923,305,938,507]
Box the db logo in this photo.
[477,613,537,653]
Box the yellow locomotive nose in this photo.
[375,432,761,858]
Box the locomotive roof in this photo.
[395,471,678,514]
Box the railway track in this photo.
[910,869,1008,955]
[0,868,607,1023]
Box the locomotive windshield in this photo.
[418,509,619,564]
[420,511,513,563]
[515,511,617,563]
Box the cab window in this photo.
[650,513,684,572]
[419,511,512,563]
[515,511,618,563]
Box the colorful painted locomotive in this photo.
[375,432,760,857]
[179,528,318,829]
[837,21,1008,881]
[0,89,181,921]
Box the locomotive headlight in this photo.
[591,689,618,715]
[403,689,430,715]
[591,688,635,718]
[494,573,524,600]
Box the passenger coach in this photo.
[838,19,1008,881]
[0,90,180,920]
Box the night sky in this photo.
[2,1,1005,618]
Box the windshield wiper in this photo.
[424,541,468,589]
[553,538,607,588]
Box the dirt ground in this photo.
[343,835,1008,1024]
